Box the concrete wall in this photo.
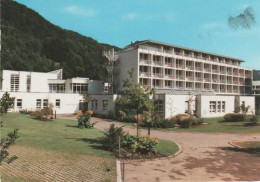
[88,94,118,116]
[0,91,83,114]
[164,94,196,118]
[238,96,255,114]
[116,49,138,92]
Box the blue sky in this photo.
[15,0,260,69]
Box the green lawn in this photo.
[1,113,112,157]
[157,139,179,156]
[238,141,260,149]
[162,116,260,133]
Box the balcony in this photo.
[140,59,151,65]
[220,80,226,84]
[212,69,219,73]
[139,72,151,77]
[186,77,194,81]
[233,72,239,76]
[153,61,164,66]
[165,74,174,79]
[233,80,238,84]
[176,75,184,80]
[233,89,239,93]
[227,89,232,93]
[186,66,194,70]
[195,67,203,71]
[220,71,226,74]
[204,78,211,82]
[227,80,232,84]
[165,63,174,67]
[165,85,174,89]
[227,71,232,75]
[195,77,203,81]
[176,64,185,69]
[204,68,211,73]
[153,73,163,78]
[212,79,219,83]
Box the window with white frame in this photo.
[56,99,60,108]
[43,99,48,108]
[36,99,41,109]
[71,83,88,94]
[17,99,22,109]
[49,84,65,93]
[102,100,108,110]
[222,101,225,112]
[10,74,19,92]
[209,101,216,113]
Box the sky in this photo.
[15,0,260,69]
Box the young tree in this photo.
[0,92,19,165]
[115,69,154,137]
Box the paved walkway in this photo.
[60,115,260,181]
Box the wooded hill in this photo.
[1,0,120,79]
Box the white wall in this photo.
[198,95,235,118]
[0,91,83,114]
[164,94,196,118]
[239,96,255,114]
[88,94,118,116]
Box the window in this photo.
[36,99,41,109]
[155,100,164,115]
[222,101,225,112]
[217,101,221,113]
[10,74,19,92]
[71,83,88,94]
[56,99,60,108]
[43,99,48,108]
[49,84,65,93]
[104,83,110,93]
[209,101,216,113]
[17,99,22,109]
[27,76,31,92]
[102,100,108,110]
[91,99,98,110]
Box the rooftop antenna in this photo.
[102,48,119,94]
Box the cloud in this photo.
[121,12,138,21]
[64,5,96,17]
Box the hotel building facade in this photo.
[116,40,255,118]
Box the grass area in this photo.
[236,141,260,149]
[157,139,179,156]
[1,112,112,157]
[163,116,260,133]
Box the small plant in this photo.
[250,115,258,124]
[77,110,95,128]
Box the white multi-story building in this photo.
[0,69,117,115]
[116,40,255,118]
[253,81,260,95]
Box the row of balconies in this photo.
[139,60,251,78]
[139,51,241,67]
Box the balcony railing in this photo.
[204,78,211,82]
[195,77,203,81]
[212,79,219,83]
[220,71,226,74]
[176,86,185,89]
[212,69,219,73]
[153,73,163,78]
[204,68,211,72]
[165,63,174,67]
[227,89,232,93]
[165,85,174,88]
[233,80,238,84]
[176,64,184,69]
[195,67,203,71]
[153,61,164,66]
[233,72,239,76]
[227,71,232,75]
[140,59,151,64]
[176,75,184,80]
[139,72,151,77]
[186,66,194,70]
[220,80,226,83]
[233,90,239,93]
[186,77,194,81]
[165,74,174,79]
[227,80,232,84]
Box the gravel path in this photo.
[60,114,260,181]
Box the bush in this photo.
[174,114,190,125]
[224,113,245,122]
[31,110,44,120]
[77,110,95,129]
[179,117,195,128]
[250,115,258,124]
[100,124,124,151]
[107,110,114,119]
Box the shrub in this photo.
[107,110,114,119]
[179,117,195,128]
[224,113,245,122]
[250,115,258,124]
[77,110,95,129]
[31,110,44,120]
[174,114,190,125]
[100,124,124,151]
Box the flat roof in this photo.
[125,40,244,62]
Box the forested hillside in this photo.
[1,0,120,79]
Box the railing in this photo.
[220,89,226,93]
[220,80,226,83]
[204,68,211,72]
[233,80,238,84]
[195,77,203,81]
[239,81,244,85]
[153,73,163,78]
[204,78,210,82]
[186,66,194,70]
[186,77,194,81]
[176,76,184,80]
[176,86,185,89]
[140,59,151,64]
[233,72,239,76]
[227,71,232,75]
[233,90,239,93]
[212,79,219,83]
[176,64,184,69]
[165,85,174,88]
[227,89,232,93]
[220,71,226,74]
[139,72,151,77]
[212,69,219,73]
[227,80,232,84]
[165,63,174,67]
[165,74,175,79]
[153,61,164,66]
[195,67,203,71]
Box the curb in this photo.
[228,141,244,149]
[116,159,122,182]
[122,142,183,163]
